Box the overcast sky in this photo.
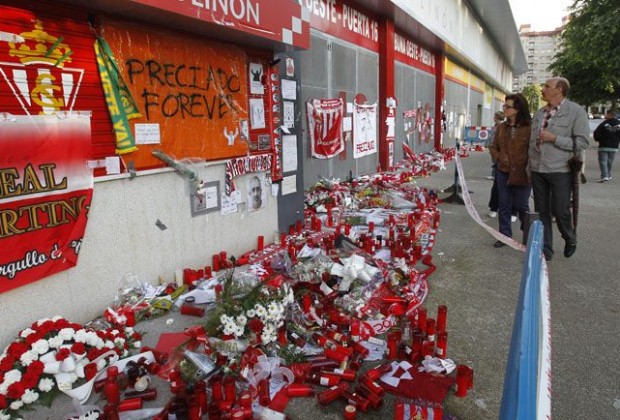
[508,0,573,30]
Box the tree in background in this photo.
[549,0,620,107]
[521,84,542,111]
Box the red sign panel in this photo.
[394,32,436,74]
[302,0,379,52]
[130,0,310,49]
[0,115,94,293]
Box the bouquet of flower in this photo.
[0,316,141,419]
[204,269,295,356]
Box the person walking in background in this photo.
[489,94,532,247]
[593,109,620,182]
[528,77,590,261]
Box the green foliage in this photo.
[521,84,543,111]
[549,0,620,106]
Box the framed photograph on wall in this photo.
[258,134,271,151]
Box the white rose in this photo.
[19,350,38,366]
[236,315,247,326]
[0,410,12,420]
[51,316,63,322]
[9,400,23,410]
[19,328,36,339]
[21,389,39,404]
[32,339,50,355]
[48,335,64,349]
[58,328,75,341]
[38,378,55,392]
[246,309,256,318]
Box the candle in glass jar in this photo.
[257,235,264,251]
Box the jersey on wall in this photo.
[306,98,344,159]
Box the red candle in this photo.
[344,224,351,235]
[239,390,252,408]
[287,383,315,397]
[219,251,227,263]
[296,220,302,233]
[436,305,448,333]
[426,318,436,342]
[344,404,357,419]
[204,266,212,278]
[416,307,427,333]
[118,397,143,412]
[223,376,236,402]
[455,365,471,397]
[355,383,383,409]
[387,331,400,360]
[103,366,120,405]
[180,304,205,317]
[358,375,385,397]
[317,382,349,405]
[212,254,220,272]
[365,363,392,381]
[211,378,223,401]
[368,221,374,233]
[280,232,287,248]
[257,235,264,251]
[436,331,448,358]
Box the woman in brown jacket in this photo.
[489,93,532,247]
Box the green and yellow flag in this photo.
[94,37,142,154]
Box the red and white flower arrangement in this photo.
[0,316,141,420]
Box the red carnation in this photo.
[54,318,70,329]
[0,355,16,371]
[0,394,7,409]
[25,332,42,346]
[38,320,55,335]
[6,342,29,359]
[247,318,264,334]
[71,342,86,355]
[55,348,71,361]
[26,360,44,376]
[6,381,25,400]
[21,371,39,390]
[87,348,103,361]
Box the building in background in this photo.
[512,17,569,92]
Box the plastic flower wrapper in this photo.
[270,250,293,275]
[289,248,334,285]
[384,190,416,209]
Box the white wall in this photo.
[0,163,278,347]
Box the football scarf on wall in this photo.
[94,36,142,155]
[0,114,94,294]
[353,102,377,159]
[306,98,344,159]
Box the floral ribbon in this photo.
[330,254,379,291]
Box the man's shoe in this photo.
[494,240,505,248]
[580,173,587,184]
[544,252,553,262]
[489,211,498,218]
[599,177,610,182]
[564,242,577,258]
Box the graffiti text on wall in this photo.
[125,59,242,121]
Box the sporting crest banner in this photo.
[306,98,344,159]
[0,113,94,293]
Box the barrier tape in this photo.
[454,152,551,419]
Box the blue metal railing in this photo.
[499,220,551,419]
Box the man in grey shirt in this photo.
[528,77,589,261]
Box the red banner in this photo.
[307,98,344,159]
[0,114,93,293]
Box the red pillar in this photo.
[378,18,395,171]
[434,54,445,150]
